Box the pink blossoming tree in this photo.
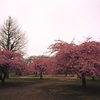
[49,38,100,87]
[0,49,26,84]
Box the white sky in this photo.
[0,0,100,56]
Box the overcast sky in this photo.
[0,0,100,56]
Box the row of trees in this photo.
[0,17,100,87]
[28,38,100,87]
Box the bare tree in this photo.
[0,16,28,55]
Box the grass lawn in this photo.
[0,74,100,100]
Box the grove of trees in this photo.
[0,17,100,87]
[28,37,100,87]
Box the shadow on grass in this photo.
[41,79,100,100]
[0,77,50,89]
[0,76,100,100]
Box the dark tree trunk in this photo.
[65,70,67,77]
[6,72,9,78]
[92,76,95,81]
[1,78,5,84]
[34,72,37,77]
[82,73,86,87]
[40,72,42,79]
[18,72,22,76]
[0,72,6,84]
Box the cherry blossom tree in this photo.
[0,49,26,84]
[75,39,100,86]
[48,40,76,74]
[29,57,48,79]
[48,38,100,87]
[29,56,56,79]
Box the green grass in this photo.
[0,74,100,100]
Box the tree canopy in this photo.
[0,49,26,84]
[48,38,100,87]
[0,16,28,55]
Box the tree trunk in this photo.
[40,72,42,79]
[18,72,22,76]
[34,72,37,77]
[1,78,5,84]
[82,73,86,87]
[6,72,9,78]
[65,71,67,77]
[92,76,95,81]
[0,72,6,84]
